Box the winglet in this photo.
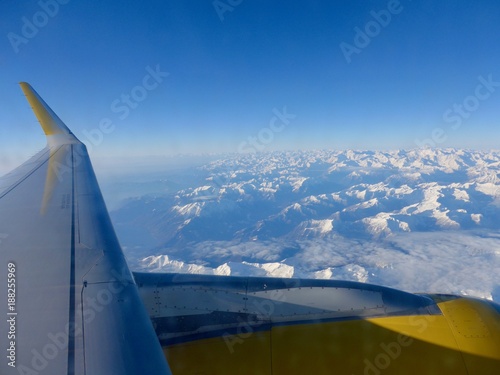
[19,82,80,146]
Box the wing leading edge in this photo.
[0,83,171,375]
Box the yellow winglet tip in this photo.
[19,82,73,137]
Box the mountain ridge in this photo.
[108,148,500,301]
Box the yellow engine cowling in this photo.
[164,295,500,375]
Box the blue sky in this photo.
[1,0,500,172]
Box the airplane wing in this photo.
[0,83,171,375]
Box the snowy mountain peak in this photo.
[110,148,500,302]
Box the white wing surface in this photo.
[0,83,171,375]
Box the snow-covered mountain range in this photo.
[107,149,500,302]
